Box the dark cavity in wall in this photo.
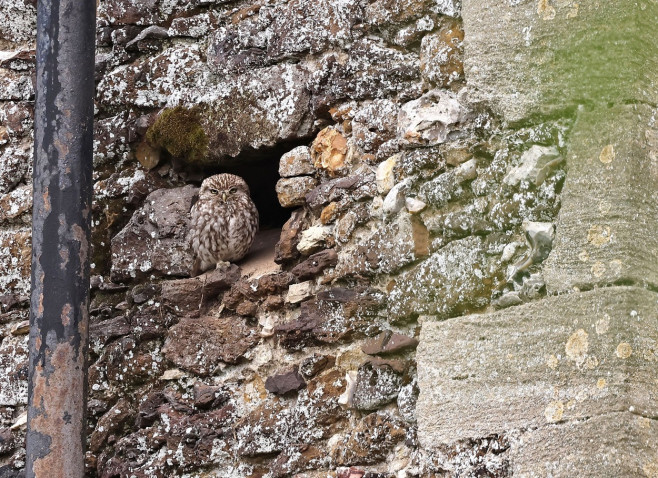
[199,139,306,229]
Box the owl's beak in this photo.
[222,192,227,202]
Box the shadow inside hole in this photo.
[197,139,308,230]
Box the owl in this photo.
[189,173,259,276]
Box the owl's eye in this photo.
[229,187,237,194]
[209,188,219,195]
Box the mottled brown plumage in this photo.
[189,174,259,276]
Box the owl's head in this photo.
[199,173,251,202]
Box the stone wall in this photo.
[1,0,650,477]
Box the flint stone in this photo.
[279,146,315,177]
[276,176,318,207]
[398,89,470,148]
[305,173,376,213]
[417,286,658,475]
[163,315,259,375]
[275,208,309,263]
[291,249,338,280]
[110,185,197,282]
[352,360,403,411]
[376,155,398,194]
[265,368,306,395]
[503,145,561,187]
[299,354,335,378]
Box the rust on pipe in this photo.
[27,0,96,476]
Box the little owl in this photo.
[189,173,259,276]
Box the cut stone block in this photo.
[417,287,658,456]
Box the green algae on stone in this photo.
[146,106,209,164]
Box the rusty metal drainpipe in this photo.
[26,0,96,476]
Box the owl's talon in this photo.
[215,261,231,270]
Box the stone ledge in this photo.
[417,286,658,460]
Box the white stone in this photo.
[454,158,478,182]
[278,146,315,177]
[503,145,561,187]
[297,225,333,254]
[398,90,470,147]
[286,281,315,304]
[383,179,410,217]
[338,370,358,407]
[10,412,27,430]
[405,197,426,214]
[161,368,187,381]
[376,154,399,194]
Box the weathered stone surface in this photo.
[291,248,338,280]
[331,412,406,465]
[311,127,349,176]
[544,105,658,292]
[308,38,421,109]
[362,331,418,355]
[0,184,31,224]
[419,19,464,87]
[276,288,385,350]
[0,227,30,298]
[388,235,501,321]
[276,176,318,207]
[274,208,309,263]
[417,287,658,455]
[0,427,14,455]
[269,444,328,478]
[235,399,288,456]
[352,359,404,411]
[352,100,399,157]
[305,173,376,213]
[90,398,135,453]
[0,335,27,406]
[97,45,211,107]
[279,146,315,177]
[299,354,335,379]
[110,185,197,282]
[0,144,30,195]
[508,412,658,477]
[265,367,306,395]
[462,1,658,122]
[163,316,259,375]
[398,89,470,148]
[336,212,429,277]
[0,0,36,44]
[160,264,240,313]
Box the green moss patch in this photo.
[146,106,209,164]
